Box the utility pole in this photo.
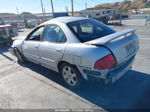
[85,3,87,9]
[16,7,20,23]
[40,0,44,18]
[71,0,74,16]
[16,7,19,15]
[119,1,123,26]
[50,0,54,16]
[65,6,68,13]
[44,8,46,17]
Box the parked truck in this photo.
[0,19,17,46]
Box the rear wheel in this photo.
[60,63,83,89]
[14,48,26,64]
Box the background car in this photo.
[10,17,139,88]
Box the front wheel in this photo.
[14,48,26,64]
[60,63,83,89]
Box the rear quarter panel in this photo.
[62,43,111,69]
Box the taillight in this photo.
[94,54,116,70]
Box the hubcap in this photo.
[62,66,77,86]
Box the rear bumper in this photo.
[107,56,135,83]
[81,55,135,83]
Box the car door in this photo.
[22,26,45,62]
[39,24,68,70]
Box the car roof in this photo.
[43,17,88,24]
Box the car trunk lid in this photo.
[85,29,139,65]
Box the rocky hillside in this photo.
[87,0,150,11]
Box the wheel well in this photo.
[13,47,18,55]
[13,47,20,54]
[57,61,69,72]
[14,47,24,55]
[57,61,85,79]
[14,47,25,58]
[57,61,79,73]
[14,47,19,51]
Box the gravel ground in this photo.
[0,19,150,111]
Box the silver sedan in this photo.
[10,17,139,88]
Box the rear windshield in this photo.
[67,19,116,42]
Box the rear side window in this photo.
[67,19,116,42]
[43,24,67,43]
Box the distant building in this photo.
[80,9,118,24]
[0,13,18,23]
[139,8,150,13]
[0,12,37,24]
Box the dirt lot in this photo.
[0,19,150,111]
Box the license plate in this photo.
[125,42,135,55]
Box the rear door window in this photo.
[43,24,67,43]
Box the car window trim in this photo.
[25,25,45,41]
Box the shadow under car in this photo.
[22,61,150,111]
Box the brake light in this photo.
[94,54,116,70]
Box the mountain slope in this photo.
[87,0,149,11]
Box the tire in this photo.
[14,48,26,64]
[60,63,83,89]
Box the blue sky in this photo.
[1,0,124,14]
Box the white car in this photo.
[10,17,139,88]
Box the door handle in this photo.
[56,49,62,53]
